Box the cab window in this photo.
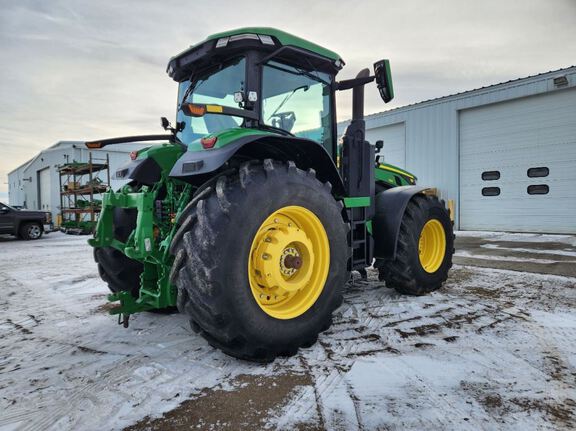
[261,61,332,151]
[177,57,246,144]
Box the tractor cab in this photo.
[165,27,395,201]
[167,27,341,158]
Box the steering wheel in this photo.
[270,112,296,132]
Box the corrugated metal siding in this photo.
[367,123,405,167]
[359,66,576,230]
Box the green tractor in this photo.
[87,28,454,362]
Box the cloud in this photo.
[1,0,575,196]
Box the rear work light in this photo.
[200,136,218,149]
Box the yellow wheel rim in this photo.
[418,219,446,273]
[248,206,330,320]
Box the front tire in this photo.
[20,222,43,240]
[170,160,349,362]
[94,207,143,297]
[376,194,454,295]
[94,247,143,297]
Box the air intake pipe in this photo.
[352,68,371,120]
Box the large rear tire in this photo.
[376,194,454,295]
[169,160,349,362]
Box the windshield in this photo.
[176,57,246,144]
[262,61,332,151]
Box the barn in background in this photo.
[341,66,576,234]
[7,141,148,224]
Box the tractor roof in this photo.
[167,27,344,82]
[207,28,342,62]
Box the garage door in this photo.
[459,88,576,233]
[366,122,405,168]
[38,168,51,211]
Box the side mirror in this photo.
[374,60,394,103]
[375,140,384,152]
[161,117,171,130]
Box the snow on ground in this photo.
[455,230,576,247]
[1,232,575,430]
[480,243,576,258]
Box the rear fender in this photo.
[372,185,430,259]
[170,135,344,195]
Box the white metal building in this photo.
[345,66,576,234]
[7,141,148,223]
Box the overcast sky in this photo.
[1,0,575,200]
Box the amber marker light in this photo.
[184,103,207,117]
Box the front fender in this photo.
[114,143,183,186]
[372,185,430,259]
[115,158,162,185]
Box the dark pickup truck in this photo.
[0,202,53,240]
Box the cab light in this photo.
[201,136,218,149]
[258,35,275,45]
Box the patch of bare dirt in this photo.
[462,381,576,428]
[509,397,576,427]
[124,372,315,431]
[465,286,502,299]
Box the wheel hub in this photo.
[283,253,302,270]
[248,206,330,319]
[252,219,314,296]
[29,225,41,239]
[418,219,446,273]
